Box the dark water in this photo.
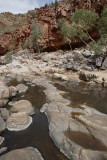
[65,131,107,151]
[1,80,68,160]
[54,81,107,114]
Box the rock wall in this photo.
[0,0,107,54]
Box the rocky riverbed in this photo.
[0,49,107,160]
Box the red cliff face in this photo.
[0,0,107,55]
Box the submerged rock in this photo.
[11,100,34,115]
[0,147,44,160]
[0,147,7,154]
[0,136,4,145]
[76,114,107,146]
[6,112,32,131]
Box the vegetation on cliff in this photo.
[0,0,107,54]
[59,7,107,54]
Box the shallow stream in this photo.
[1,80,68,160]
[1,79,107,160]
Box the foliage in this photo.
[23,21,44,53]
[71,9,98,31]
[88,7,107,54]
[59,9,99,52]
[31,11,36,18]
[4,52,12,64]
[88,42,102,54]
[0,13,28,35]
[9,38,17,51]
[44,3,48,7]
[54,0,59,9]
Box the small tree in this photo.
[59,9,98,51]
[70,9,98,43]
[55,0,59,9]
[4,52,12,64]
[31,11,36,18]
[24,21,44,53]
[88,7,107,54]
[58,18,77,50]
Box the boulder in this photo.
[96,57,103,67]
[0,147,7,154]
[0,115,6,132]
[101,57,107,70]
[15,84,28,93]
[82,50,91,58]
[0,108,9,120]
[80,149,107,160]
[79,71,97,81]
[9,86,17,97]
[11,100,34,115]
[0,136,4,145]
[0,147,44,160]
[6,112,32,131]
[0,81,9,100]
[76,114,107,146]
[52,73,68,81]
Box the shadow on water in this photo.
[54,81,107,114]
[1,80,69,160]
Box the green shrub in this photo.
[23,21,44,53]
[31,11,36,18]
[4,52,12,64]
[59,9,98,51]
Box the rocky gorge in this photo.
[0,0,107,55]
[0,0,107,159]
[0,48,106,160]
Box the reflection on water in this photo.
[54,81,107,114]
[1,80,68,160]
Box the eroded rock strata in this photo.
[0,0,107,54]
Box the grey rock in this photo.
[82,50,91,58]
[84,66,93,71]
[80,149,107,160]
[0,108,9,120]
[96,57,103,67]
[0,147,44,160]
[72,65,80,72]
[11,100,34,116]
[9,86,17,97]
[0,136,4,145]
[15,84,28,93]
[0,147,7,154]
[101,57,107,70]
[0,81,9,99]
[79,71,97,81]
[0,116,6,132]
[76,114,107,146]
[6,112,32,131]
[52,73,68,81]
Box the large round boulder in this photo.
[11,100,34,115]
[0,147,44,160]
[6,112,32,131]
